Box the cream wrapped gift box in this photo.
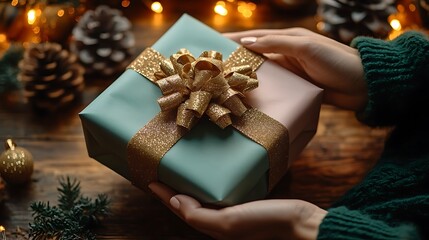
[80,14,323,206]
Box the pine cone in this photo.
[18,42,85,112]
[71,5,135,76]
[318,0,397,43]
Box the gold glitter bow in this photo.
[127,46,289,194]
[153,49,258,130]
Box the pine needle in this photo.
[29,177,110,240]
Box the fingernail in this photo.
[240,37,257,45]
[148,183,156,193]
[170,196,180,210]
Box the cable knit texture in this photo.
[351,31,429,126]
[317,31,429,239]
[318,207,420,240]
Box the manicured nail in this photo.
[240,37,257,45]
[170,196,180,210]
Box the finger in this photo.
[239,34,316,57]
[242,34,354,59]
[172,195,227,231]
[224,27,317,41]
[224,28,354,53]
[224,29,290,42]
[263,53,310,79]
[148,183,222,237]
[279,28,354,53]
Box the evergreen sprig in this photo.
[29,177,110,240]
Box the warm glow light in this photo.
[122,0,131,7]
[242,9,252,18]
[247,2,256,11]
[27,9,37,25]
[409,3,416,12]
[57,9,65,17]
[216,0,226,7]
[0,34,6,43]
[214,4,228,16]
[237,5,245,13]
[316,21,325,32]
[151,1,163,13]
[11,0,18,6]
[0,225,4,240]
[33,26,40,34]
[390,19,402,31]
[236,2,255,18]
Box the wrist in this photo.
[294,208,327,240]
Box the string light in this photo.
[214,0,257,18]
[151,1,163,13]
[214,1,228,16]
[0,225,5,240]
[390,19,402,31]
[57,9,64,17]
[27,8,37,25]
[122,0,131,8]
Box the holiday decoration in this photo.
[0,139,33,185]
[0,44,24,94]
[71,5,135,77]
[317,0,397,43]
[18,42,85,112]
[29,177,110,240]
[80,15,323,206]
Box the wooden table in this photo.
[0,1,389,239]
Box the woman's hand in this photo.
[224,28,368,111]
[149,182,327,240]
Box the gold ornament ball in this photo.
[0,139,34,185]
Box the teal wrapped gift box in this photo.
[80,14,323,206]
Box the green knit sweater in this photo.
[317,31,429,240]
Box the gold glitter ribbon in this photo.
[127,46,289,192]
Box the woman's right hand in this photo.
[224,28,368,111]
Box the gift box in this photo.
[80,14,323,206]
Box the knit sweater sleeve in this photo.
[317,206,421,240]
[351,31,429,126]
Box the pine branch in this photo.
[29,177,110,240]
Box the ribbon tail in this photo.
[127,111,187,192]
[232,108,289,191]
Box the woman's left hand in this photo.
[149,182,327,240]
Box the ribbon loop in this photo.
[186,91,212,117]
[206,103,232,129]
[154,48,260,129]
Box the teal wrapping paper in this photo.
[80,14,323,206]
